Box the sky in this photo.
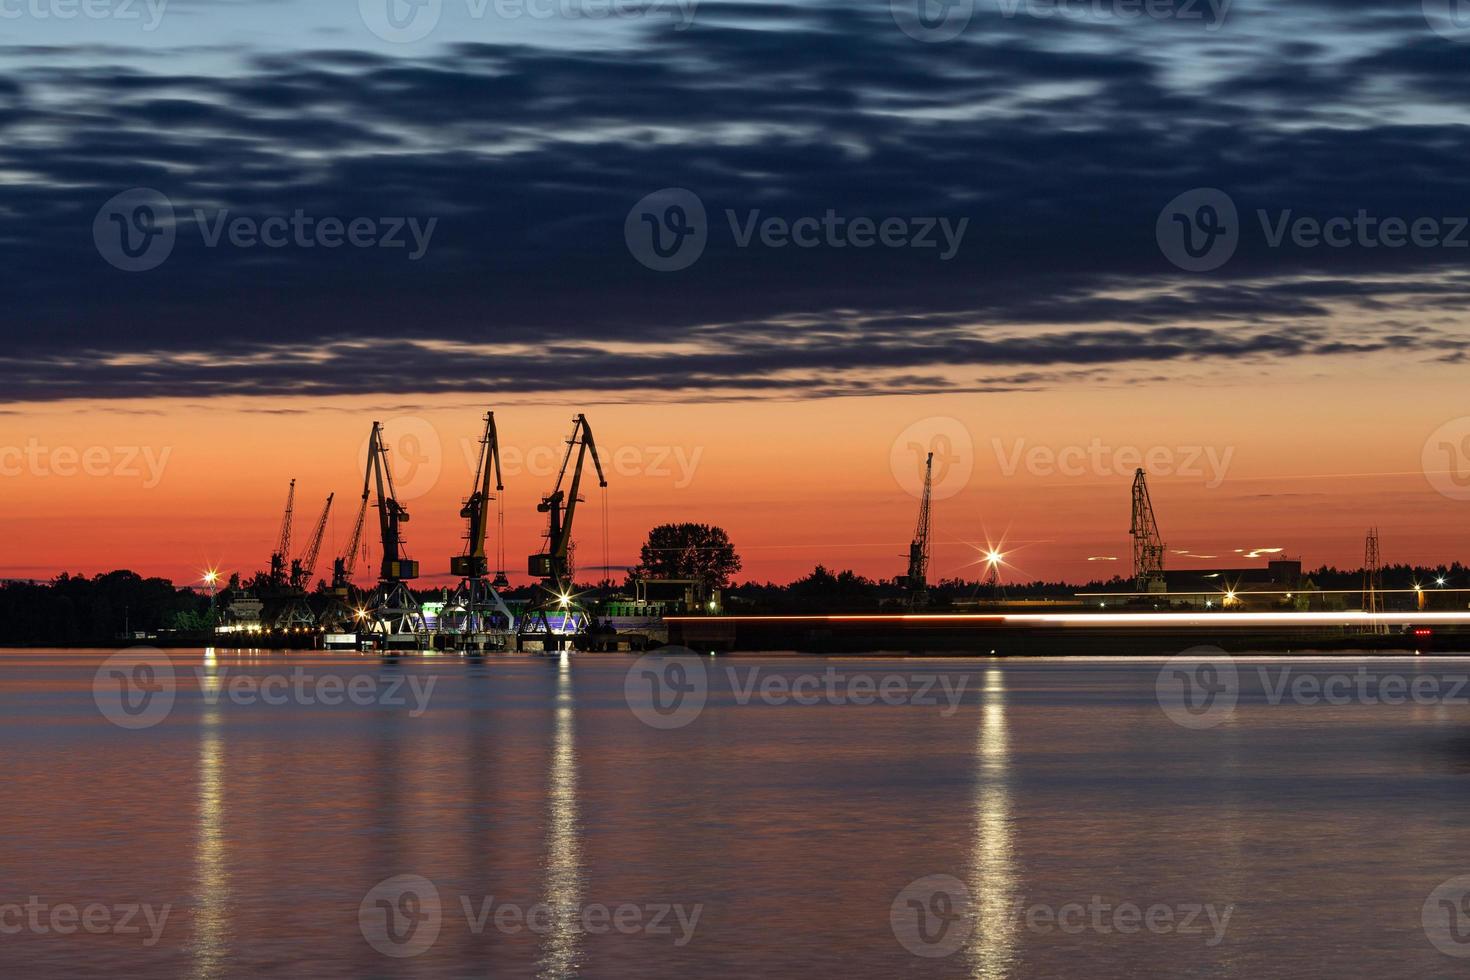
[5,0,1470,586]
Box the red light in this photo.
[1413,628,1433,637]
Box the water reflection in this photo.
[969,667,1017,980]
[539,653,583,979]
[194,649,229,979]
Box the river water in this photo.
[4,649,1470,978]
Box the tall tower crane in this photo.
[1130,468,1166,594]
[446,411,515,646]
[321,492,369,631]
[362,421,423,644]
[906,452,933,608]
[267,479,296,587]
[524,414,607,644]
[1363,527,1385,634]
[279,493,333,628]
[291,494,334,591]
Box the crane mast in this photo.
[268,478,296,587]
[332,493,369,591]
[1130,468,1166,593]
[366,421,418,583]
[529,414,607,588]
[451,411,503,580]
[446,411,515,648]
[906,452,933,608]
[522,415,607,646]
[291,494,334,590]
[361,421,423,645]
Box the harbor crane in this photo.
[362,421,424,644]
[906,452,933,608]
[267,479,296,588]
[523,414,607,645]
[278,493,333,628]
[321,492,369,631]
[445,411,515,647]
[1130,468,1167,594]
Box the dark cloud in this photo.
[1,0,1468,401]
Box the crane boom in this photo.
[906,452,933,606]
[451,411,503,579]
[292,493,334,589]
[529,414,607,585]
[268,478,296,586]
[1130,468,1166,592]
[332,493,369,589]
[366,421,419,582]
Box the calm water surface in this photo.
[4,649,1470,978]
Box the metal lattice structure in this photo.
[1130,468,1166,593]
[906,452,933,608]
[445,411,515,646]
[268,478,296,587]
[1363,527,1385,632]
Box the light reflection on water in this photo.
[3,650,1470,979]
[969,667,1016,980]
[540,651,583,979]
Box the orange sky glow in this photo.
[4,371,1468,587]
